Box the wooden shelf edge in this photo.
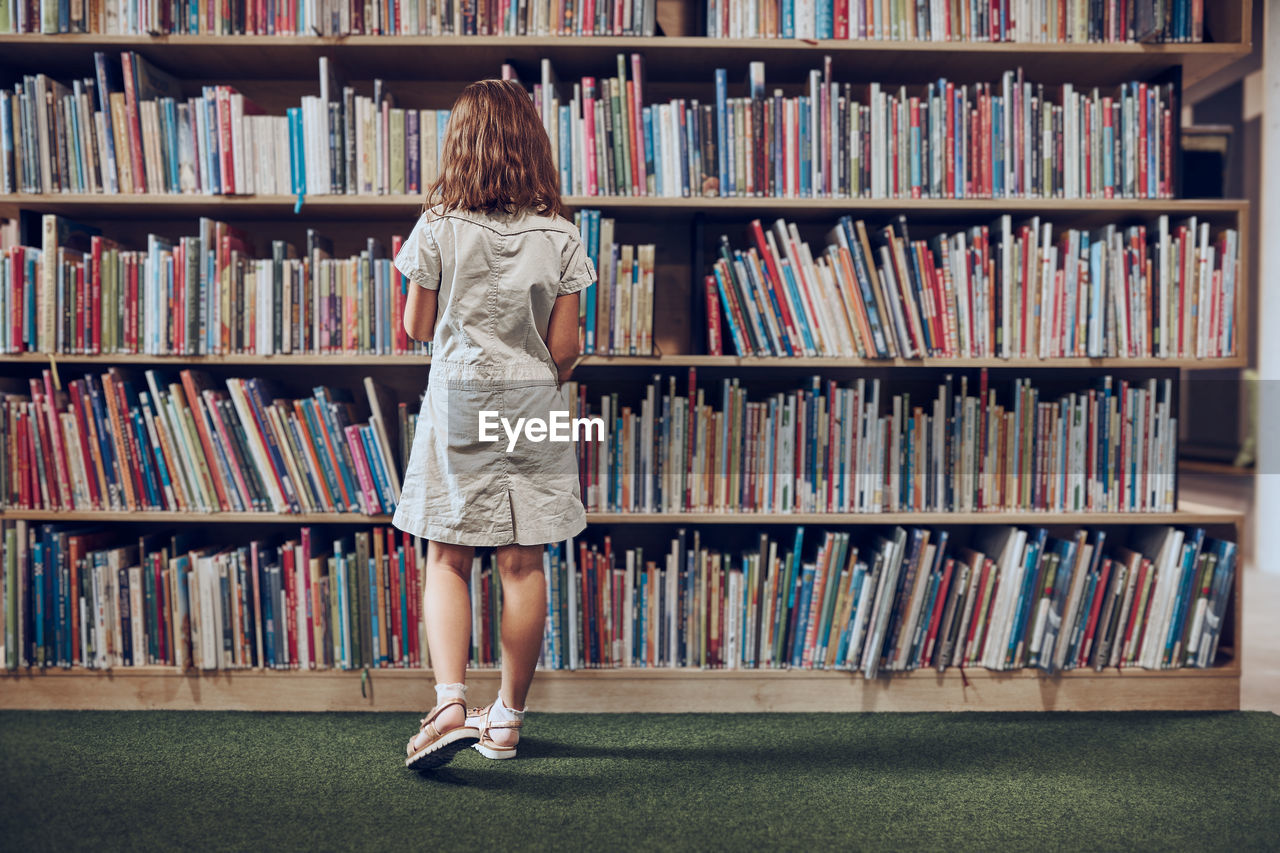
[0,193,1251,215]
[0,32,1252,55]
[0,353,1247,370]
[0,665,1241,712]
[0,508,1246,526]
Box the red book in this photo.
[922,558,956,667]
[403,530,418,667]
[1079,558,1113,667]
[88,235,102,350]
[1137,83,1148,198]
[834,0,848,38]
[703,275,723,355]
[944,82,955,198]
[282,545,298,669]
[178,370,234,511]
[127,256,140,352]
[344,425,379,514]
[757,221,807,350]
[384,528,399,666]
[120,53,148,193]
[249,541,264,669]
[390,234,407,354]
[67,381,101,508]
[32,375,69,509]
[582,77,598,196]
[1120,556,1149,665]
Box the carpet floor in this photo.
[1,710,1278,852]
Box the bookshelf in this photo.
[0,0,1253,711]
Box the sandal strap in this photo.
[419,697,465,731]
[484,719,523,730]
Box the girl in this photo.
[395,79,594,770]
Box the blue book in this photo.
[1165,528,1205,665]
[790,563,815,667]
[714,69,729,195]
[779,261,817,355]
[641,106,655,194]
[815,0,832,37]
[163,98,181,191]
[357,426,391,513]
[781,0,794,38]
[558,104,572,193]
[712,264,750,357]
[798,97,810,196]
[368,556,381,666]
[584,210,598,352]
[1007,530,1048,665]
[398,550,409,662]
[287,106,303,196]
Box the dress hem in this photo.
[391,509,587,548]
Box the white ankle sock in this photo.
[435,682,467,704]
[492,694,525,722]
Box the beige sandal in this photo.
[405,698,479,770]
[466,703,523,760]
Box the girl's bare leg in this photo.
[495,543,547,711]
[425,539,474,730]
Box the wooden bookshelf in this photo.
[0,352,1250,370]
[0,193,1252,221]
[0,506,1246,527]
[1,0,1251,711]
[0,26,1251,88]
[0,660,1243,713]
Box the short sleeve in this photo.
[559,236,596,296]
[394,216,442,290]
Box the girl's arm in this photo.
[404,283,439,342]
[546,292,580,385]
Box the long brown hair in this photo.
[425,79,563,219]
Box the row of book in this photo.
[0,211,656,357]
[3,213,430,356]
[709,0,1207,42]
[708,215,1239,360]
[574,209,656,356]
[0,522,427,670]
[544,525,1235,673]
[0,369,407,516]
[4,0,658,35]
[563,369,1178,514]
[2,521,1235,674]
[534,59,1178,200]
[4,52,1181,202]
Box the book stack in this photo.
[1,0,658,35]
[539,524,1237,673]
[709,0,1207,42]
[0,522,427,671]
[708,215,1239,359]
[1,370,404,516]
[2,214,432,357]
[3,54,1181,204]
[565,369,1178,514]
[574,209,656,356]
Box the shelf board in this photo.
[0,33,1250,89]
[0,352,1246,370]
[0,663,1240,712]
[1178,459,1255,477]
[0,193,1250,221]
[0,506,1244,527]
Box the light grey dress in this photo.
[391,208,595,547]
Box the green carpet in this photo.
[2,711,1278,852]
